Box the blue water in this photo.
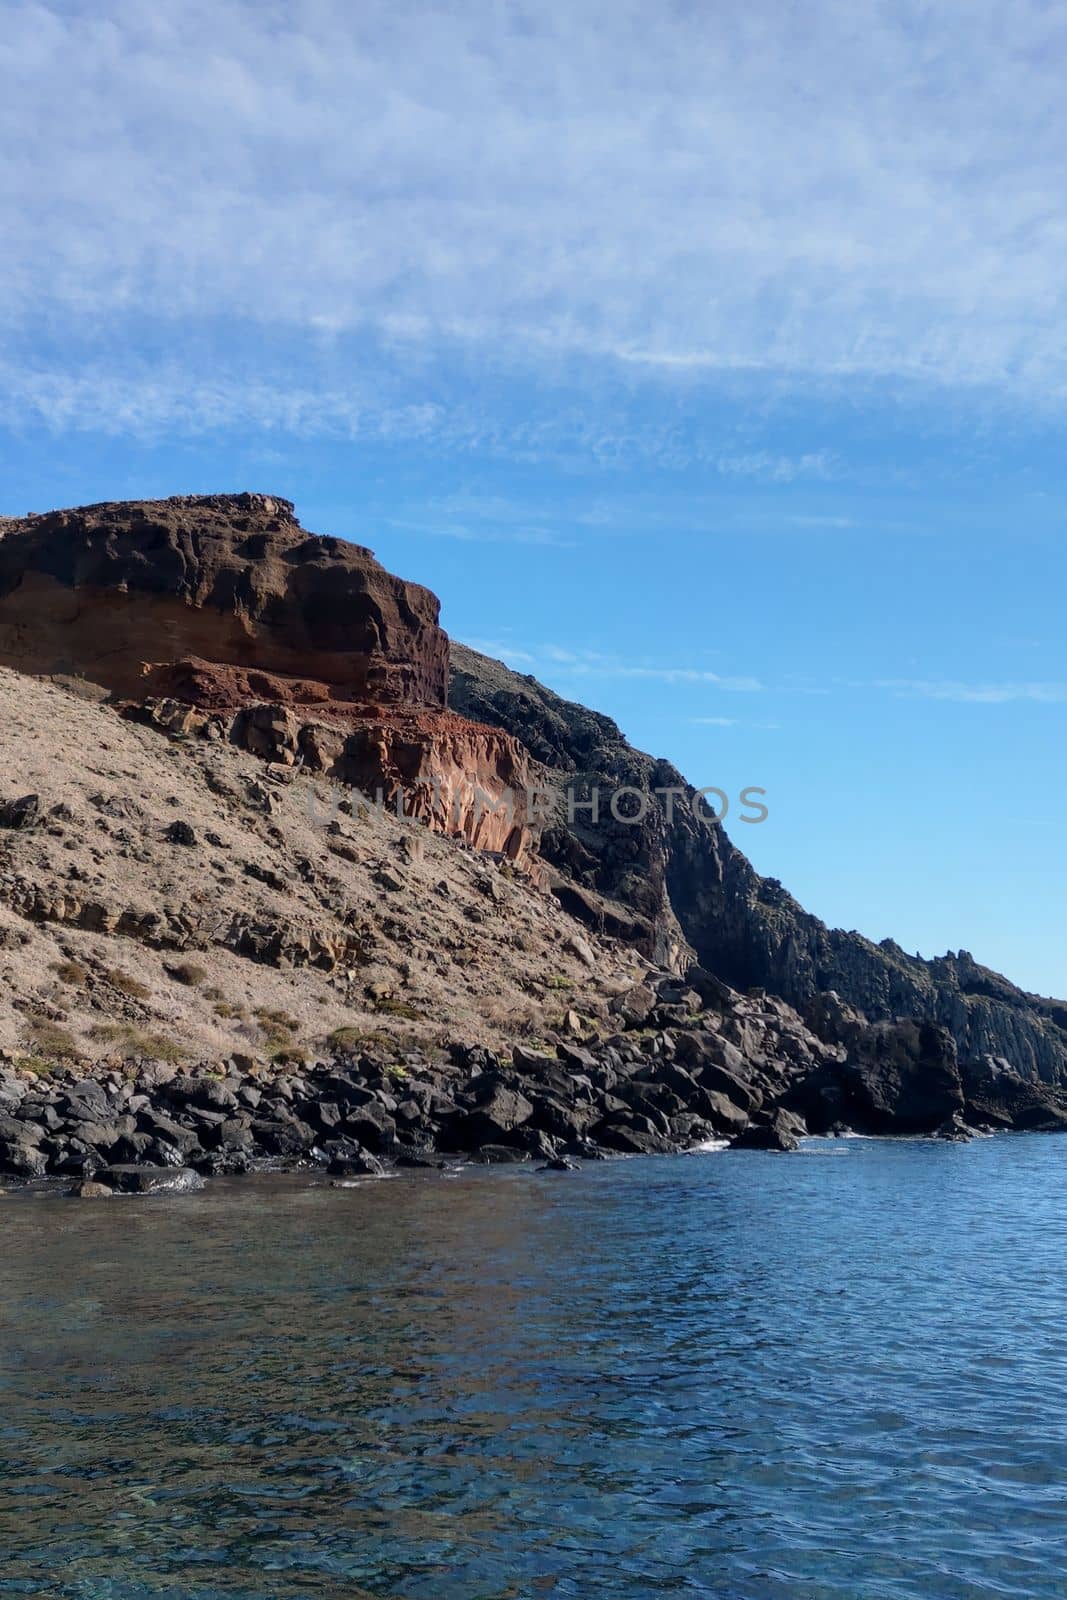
[2,1136,1067,1598]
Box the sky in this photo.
[1,0,1065,996]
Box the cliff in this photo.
[0,500,1064,1179]
[1,490,1061,1095]
[0,495,541,864]
[0,492,447,707]
[450,642,1067,1084]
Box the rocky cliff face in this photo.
[450,643,1067,1084]
[0,495,542,863]
[2,493,1061,1096]
[0,493,448,707]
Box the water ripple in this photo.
[2,1136,1067,1596]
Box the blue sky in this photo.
[2,0,1065,995]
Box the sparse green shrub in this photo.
[106,969,151,1000]
[326,1025,394,1056]
[270,1045,308,1067]
[26,1021,81,1060]
[213,999,250,1020]
[167,961,208,987]
[54,960,89,987]
[88,1021,185,1062]
[372,997,424,1020]
[14,1056,59,1077]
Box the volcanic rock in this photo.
[0,494,544,864]
[451,641,1067,1085]
[101,1164,205,1194]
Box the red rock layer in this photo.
[0,493,548,865]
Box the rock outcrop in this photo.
[450,643,1067,1085]
[0,492,447,707]
[789,1018,965,1135]
[0,495,543,863]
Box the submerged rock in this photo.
[729,1110,802,1152]
[326,1147,385,1177]
[935,1113,975,1143]
[100,1165,205,1195]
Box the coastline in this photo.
[4,967,1066,1199]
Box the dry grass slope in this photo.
[0,670,642,1077]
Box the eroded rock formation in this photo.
[0,494,542,862]
[0,493,447,707]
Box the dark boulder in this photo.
[341,1101,397,1153]
[0,793,40,830]
[249,1116,317,1158]
[0,1132,48,1178]
[101,1165,205,1194]
[449,1084,533,1151]
[594,1114,676,1155]
[729,1109,803,1152]
[701,1091,750,1136]
[474,1145,531,1164]
[326,1144,385,1177]
[962,1057,1067,1132]
[935,1113,975,1143]
[136,1110,203,1158]
[694,1061,763,1116]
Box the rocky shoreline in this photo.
[4,967,1066,1198]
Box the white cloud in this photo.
[490,644,763,690]
[463,639,538,667]
[876,679,1067,705]
[693,715,782,730]
[387,516,570,547]
[604,665,762,690]
[715,452,838,483]
[784,514,856,530]
[4,0,1067,431]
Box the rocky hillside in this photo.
[451,643,1067,1084]
[0,666,634,1072]
[0,486,1062,1190]
[0,489,1064,1196]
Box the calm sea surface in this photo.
[3,1136,1067,1599]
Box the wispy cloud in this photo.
[463,639,538,666]
[603,665,762,690]
[477,642,763,691]
[387,516,571,547]
[784,513,856,530]
[715,452,837,483]
[692,715,782,730]
[5,0,1067,436]
[876,679,1067,705]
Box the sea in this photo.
[3,1134,1066,1599]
